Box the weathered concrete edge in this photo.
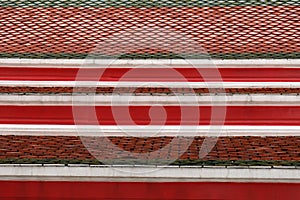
[0,165,299,182]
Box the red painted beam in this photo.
[1,105,300,125]
[1,67,300,82]
[0,181,299,200]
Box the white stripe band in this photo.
[1,94,300,105]
[1,81,300,88]
[0,58,299,68]
[0,125,300,136]
[0,165,298,182]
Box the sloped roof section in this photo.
[0,0,299,170]
[0,0,299,59]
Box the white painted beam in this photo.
[1,81,300,88]
[1,94,300,105]
[0,124,300,136]
[0,59,299,68]
[0,165,298,182]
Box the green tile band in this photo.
[0,52,299,59]
[0,158,298,166]
[1,0,299,8]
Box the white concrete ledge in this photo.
[1,94,300,105]
[0,59,299,68]
[1,81,300,88]
[0,125,300,136]
[0,165,299,182]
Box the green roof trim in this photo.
[1,0,299,8]
[0,158,299,166]
[0,52,299,59]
